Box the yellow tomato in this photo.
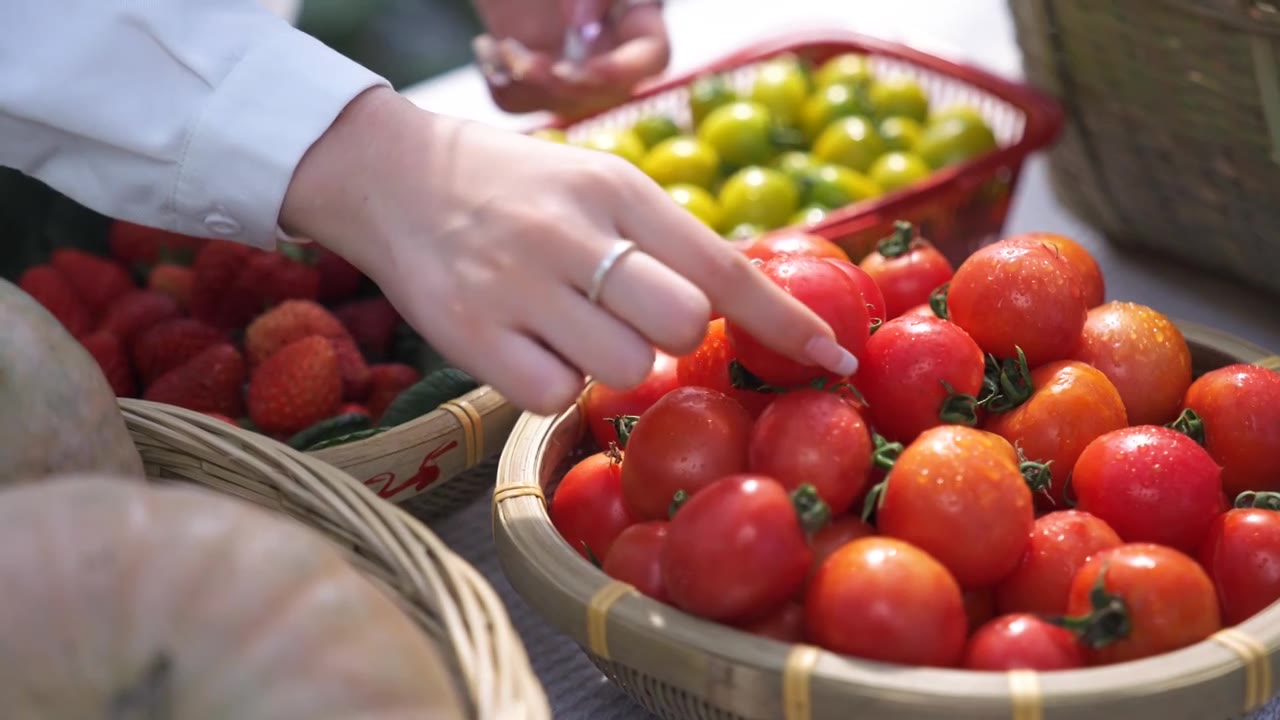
[868,151,932,193]
[530,128,567,143]
[791,205,830,226]
[641,136,721,189]
[666,184,724,230]
[929,104,988,128]
[724,223,764,241]
[917,115,998,169]
[812,116,887,173]
[748,58,810,127]
[719,166,799,230]
[869,76,930,123]
[773,150,821,182]
[579,128,647,165]
[799,82,874,143]
[800,163,881,209]
[813,53,874,91]
[878,116,923,152]
[632,115,681,149]
[697,101,776,169]
[689,73,738,128]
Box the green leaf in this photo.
[305,426,390,451]
[287,412,372,450]
[376,367,478,428]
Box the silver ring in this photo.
[587,239,638,305]
[610,0,664,26]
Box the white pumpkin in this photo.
[0,474,466,719]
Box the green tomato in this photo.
[773,151,821,184]
[878,116,923,152]
[799,163,881,209]
[641,136,721,189]
[868,151,932,193]
[917,115,998,169]
[812,116,887,173]
[697,101,776,169]
[813,53,874,91]
[868,76,930,123]
[748,58,810,127]
[666,184,724,230]
[689,74,738,128]
[632,115,681,149]
[799,82,874,143]
[791,205,830,226]
[724,223,765,241]
[719,166,800,230]
[579,128,647,165]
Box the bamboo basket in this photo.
[119,398,548,720]
[1008,0,1280,296]
[493,321,1280,720]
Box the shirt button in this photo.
[203,212,242,237]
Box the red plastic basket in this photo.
[537,29,1065,264]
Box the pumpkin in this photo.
[0,278,144,482]
[0,474,467,719]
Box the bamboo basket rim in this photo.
[119,397,549,720]
[493,319,1280,718]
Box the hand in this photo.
[470,0,670,117]
[281,88,857,415]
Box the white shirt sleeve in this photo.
[0,0,391,248]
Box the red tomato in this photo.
[964,588,997,633]
[1004,232,1105,308]
[1065,543,1220,665]
[857,221,954,320]
[1182,364,1280,500]
[876,425,1034,589]
[856,315,986,444]
[742,230,851,263]
[962,614,1086,671]
[804,515,876,592]
[805,536,967,666]
[602,521,670,603]
[823,258,887,326]
[1072,425,1222,553]
[675,318,774,417]
[1199,508,1280,625]
[550,449,636,561]
[749,389,873,515]
[947,238,1087,368]
[1070,302,1191,426]
[736,601,806,643]
[995,510,1123,616]
[661,475,820,621]
[619,386,753,520]
[580,352,681,449]
[727,255,871,386]
[983,360,1128,510]
[902,303,940,319]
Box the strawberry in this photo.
[202,412,239,426]
[315,246,365,302]
[334,296,400,361]
[108,220,206,268]
[243,300,369,399]
[229,249,320,312]
[143,342,246,417]
[337,402,372,418]
[147,264,194,310]
[132,318,226,386]
[97,289,180,345]
[80,331,137,397]
[366,363,422,420]
[50,248,134,315]
[189,240,262,330]
[247,335,343,435]
[17,265,93,337]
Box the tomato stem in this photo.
[604,442,623,465]
[609,416,640,449]
[978,347,1034,413]
[1048,561,1131,649]
[938,380,979,426]
[928,281,950,320]
[669,489,690,519]
[1235,491,1280,511]
[861,479,887,524]
[871,432,903,471]
[790,483,832,534]
[869,316,883,335]
[728,359,772,393]
[1165,408,1205,445]
[875,221,916,259]
[1060,472,1079,509]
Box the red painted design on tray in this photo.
[363,439,460,501]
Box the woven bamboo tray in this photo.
[493,320,1280,719]
[1008,0,1280,296]
[119,398,548,720]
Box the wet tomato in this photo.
[823,259,887,326]
[902,303,940,319]
[803,515,876,593]
[620,386,754,520]
[856,314,986,444]
[983,360,1128,510]
[661,475,823,621]
[737,601,806,643]
[674,319,773,417]
[602,521,670,603]
[875,425,1034,589]
[1070,301,1191,426]
[726,254,871,386]
[741,230,850,264]
[1181,364,1280,500]
[947,237,1087,368]
[857,221,954,320]
[1071,425,1222,553]
[805,536,967,667]
[995,510,1123,616]
[1005,232,1105,308]
[550,448,635,561]
[1064,543,1220,665]
[749,389,873,515]
[962,614,1086,671]
[580,352,680,449]
[1199,508,1280,625]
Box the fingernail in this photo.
[498,38,536,80]
[552,61,587,82]
[473,36,513,86]
[805,335,859,377]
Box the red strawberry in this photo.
[50,248,134,314]
[334,297,400,361]
[232,250,320,311]
[189,240,261,330]
[143,343,246,417]
[80,331,137,397]
[147,264,194,309]
[315,246,365,302]
[132,318,226,386]
[243,300,368,399]
[97,289,181,345]
[202,412,239,426]
[337,402,371,418]
[108,220,207,267]
[18,265,93,337]
[332,337,372,400]
[247,335,343,435]
[366,363,422,420]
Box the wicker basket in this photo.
[493,321,1280,720]
[1008,0,1280,296]
[119,397,548,720]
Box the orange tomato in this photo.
[741,230,851,264]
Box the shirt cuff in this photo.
[172,25,390,248]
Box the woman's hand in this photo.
[470,0,670,117]
[281,88,856,415]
